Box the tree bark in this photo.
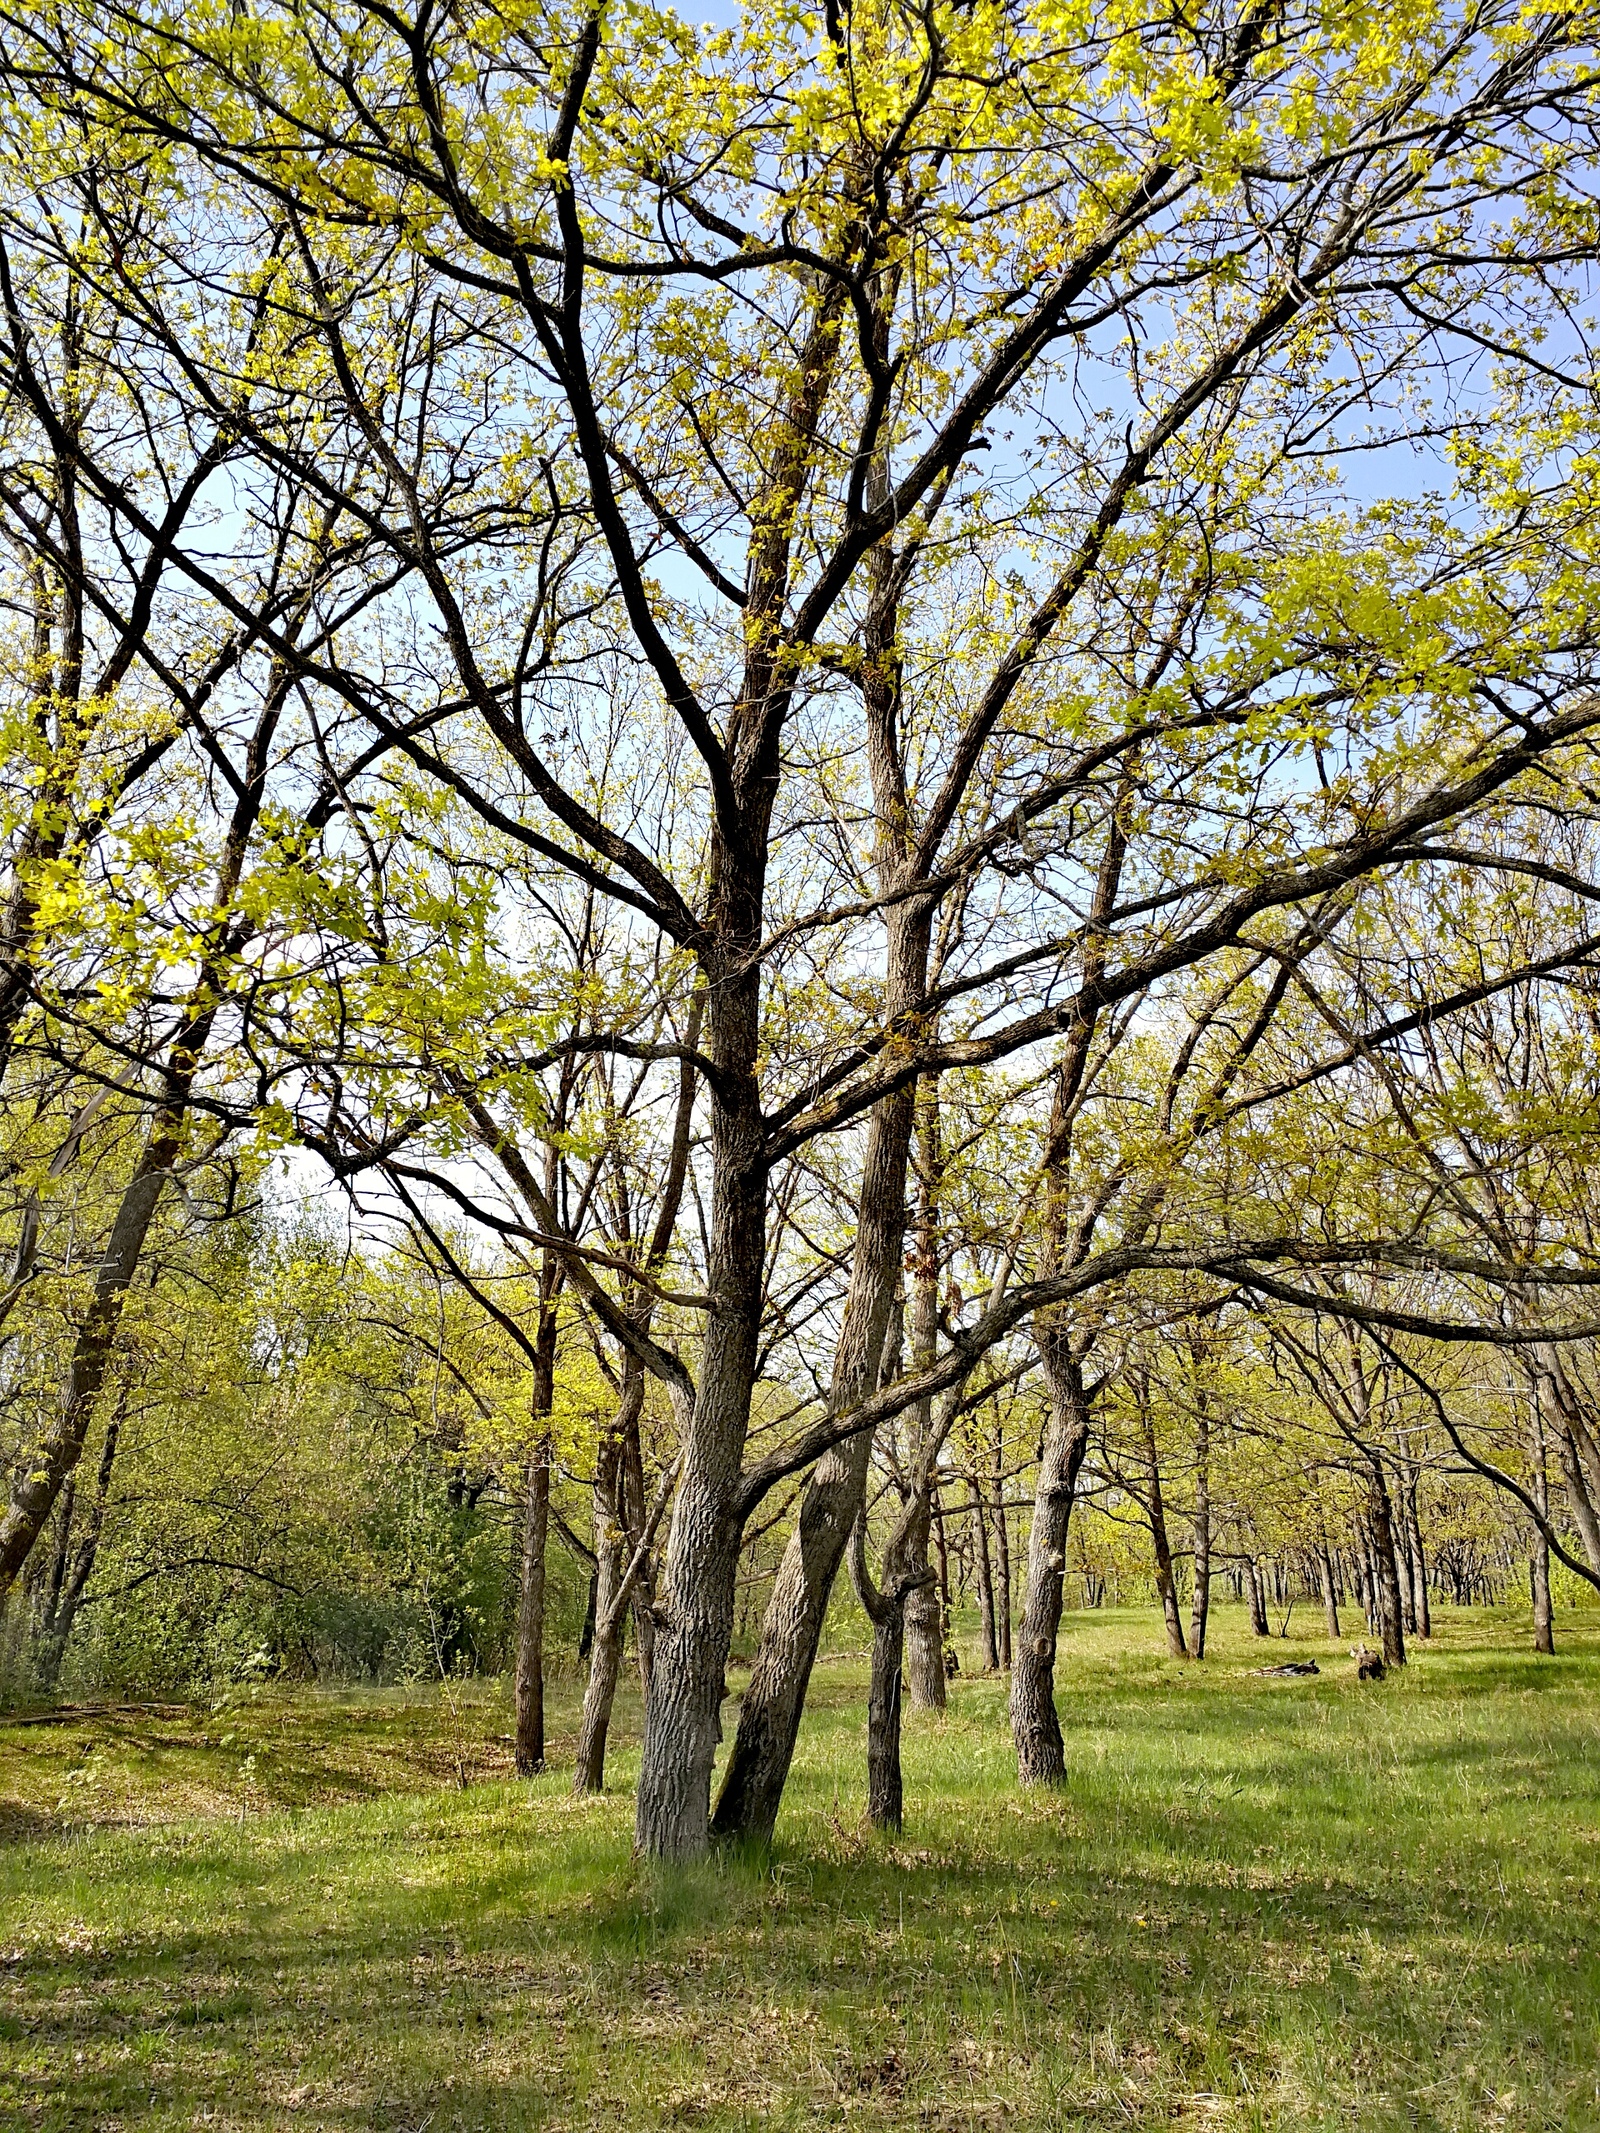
[574,1377,638,1793]
[709,1049,917,1840]
[33,1390,125,1693]
[970,1468,999,1672]
[1011,1329,1090,1783]
[848,1514,910,1831]
[1397,1518,1417,1634]
[0,673,282,1599]
[1142,1397,1187,1659]
[1010,816,1124,1784]
[992,1427,1011,1670]
[514,1432,551,1775]
[635,958,767,1858]
[902,1486,945,1710]
[1189,1394,1211,1659]
[1403,1473,1431,1639]
[1365,1467,1408,1668]
[1246,1558,1269,1637]
[1529,1399,1555,1655]
[710,545,930,1840]
[1318,1544,1341,1641]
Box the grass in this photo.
[1,1603,1597,2131]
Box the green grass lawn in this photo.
[1,1604,1597,2131]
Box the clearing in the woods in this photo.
[0,1607,1596,2132]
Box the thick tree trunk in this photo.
[1189,1398,1211,1659]
[710,1052,917,1841]
[636,954,768,1859]
[707,422,928,1845]
[1011,1329,1090,1784]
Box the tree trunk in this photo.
[0,1090,198,1595]
[1404,1474,1431,1639]
[902,1490,945,1710]
[1550,1412,1600,1577]
[1010,1329,1090,1784]
[1246,1558,1269,1637]
[1318,1544,1341,1641]
[709,1052,917,1842]
[707,452,928,1846]
[574,1379,638,1794]
[970,1469,998,1671]
[514,1432,551,1775]
[1189,1397,1211,1659]
[1366,1468,1407,1668]
[33,1390,125,1694]
[992,1428,1011,1669]
[1529,1400,1555,1655]
[0,678,281,1600]
[1398,1535,1417,1635]
[865,1598,904,1831]
[1142,1401,1187,1659]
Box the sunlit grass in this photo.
[1,1604,1596,2129]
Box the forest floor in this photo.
[0,1605,1596,2133]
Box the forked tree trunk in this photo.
[708,418,928,1847]
[1011,1329,1090,1784]
[710,1055,918,1842]
[637,282,850,1862]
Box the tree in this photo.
[11,0,1600,1854]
